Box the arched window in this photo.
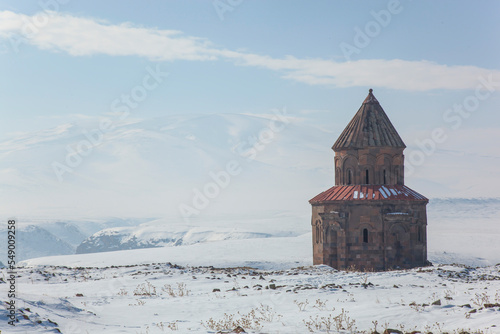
[347,169,353,185]
[363,228,368,243]
[316,226,320,243]
[365,169,369,184]
[383,169,387,185]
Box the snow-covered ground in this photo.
[21,234,312,271]
[0,198,499,333]
[4,253,500,333]
[426,198,500,268]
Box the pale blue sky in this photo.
[0,1,499,217]
[0,0,499,137]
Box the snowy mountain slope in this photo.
[1,112,499,267]
[427,197,500,219]
[36,222,88,249]
[0,225,73,263]
[20,198,500,270]
[0,217,154,264]
[427,198,500,267]
[1,197,498,266]
[75,212,308,254]
[12,198,500,333]
[26,234,312,270]
[21,229,500,271]
[69,197,500,267]
[1,112,499,220]
[76,221,274,254]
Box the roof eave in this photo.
[310,197,429,205]
[332,143,407,151]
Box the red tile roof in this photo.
[309,185,428,204]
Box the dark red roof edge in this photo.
[309,185,428,204]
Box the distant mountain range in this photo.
[2,112,497,220]
[1,197,498,264]
[1,113,499,263]
[76,219,273,254]
[0,218,150,263]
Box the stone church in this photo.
[310,89,428,271]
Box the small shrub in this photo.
[312,299,328,311]
[472,292,490,308]
[134,281,157,297]
[117,288,128,296]
[294,299,309,312]
[155,321,178,331]
[129,299,146,306]
[303,308,356,333]
[162,282,190,297]
[201,304,281,332]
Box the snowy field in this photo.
[4,256,500,333]
[1,198,500,333]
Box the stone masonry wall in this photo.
[312,200,427,271]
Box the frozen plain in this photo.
[1,198,499,333]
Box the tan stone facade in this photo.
[310,90,428,271]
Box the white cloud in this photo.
[1,10,499,92]
[232,55,500,91]
[0,11,213,61]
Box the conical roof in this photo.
[332,89,406,150]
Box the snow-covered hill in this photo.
[1,112,499,221]
[2,197,499,266]
[2,112,500,333]
[76,220,274,254]
[0,217,152,263]
[39,222,88,249]
[0,112,331,219]
[11,238,500,333]
[0,225,74,262]
[8,199,500,333]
